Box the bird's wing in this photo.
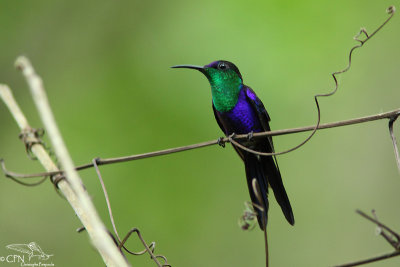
[245,86,295,225]
[212,103,246,160]
[244,86,271,125]
[244,86,274,150]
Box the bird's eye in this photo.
[218,62,227,70]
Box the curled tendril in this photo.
[229,6,396,157]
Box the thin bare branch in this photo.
[2,108,400,180]
[335,251,400,267]
[92,158,160,259]
[92,158,121,241]
[252,179,268,267]
[356,210,400,243]
[371,210,399,250]
[389,116,400,173]
[335,209,400,267]
[0,78,129,266]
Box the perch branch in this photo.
[2,108,400,179]
[0,82,129,266]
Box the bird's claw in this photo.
[247,131,254,141]
[217,137,226,148]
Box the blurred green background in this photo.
[1,1,400,266]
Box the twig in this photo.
[356,210,400,244]
[335,251,400,267]
[1,69,129,266]
[371,210,399,249]
[335,210,400,267]
[389,116,400,173]
[2,108,400,179]
[92,158,163,263]
[252,179,268,267]
[15,56,85,197]
[93,158,121,241]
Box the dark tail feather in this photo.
[244,154,269,230]
[262,156,295,225]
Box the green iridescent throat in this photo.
[204,68,242,112]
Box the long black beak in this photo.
[171,64,204,73]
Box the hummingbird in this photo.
[172,60,294,230]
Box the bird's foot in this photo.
[217,137,226,148]
[247,131,254,141]
[93,157,101,164]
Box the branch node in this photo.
[217,137,226,148]
[354,27,369,44]
[387,5,396,15]
[239,201,257,231]
[51,173,66,188]
[76,226,86,233]
[18,128,44,160]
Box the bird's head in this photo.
[172,60,243,86]
[172,60,243,112]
